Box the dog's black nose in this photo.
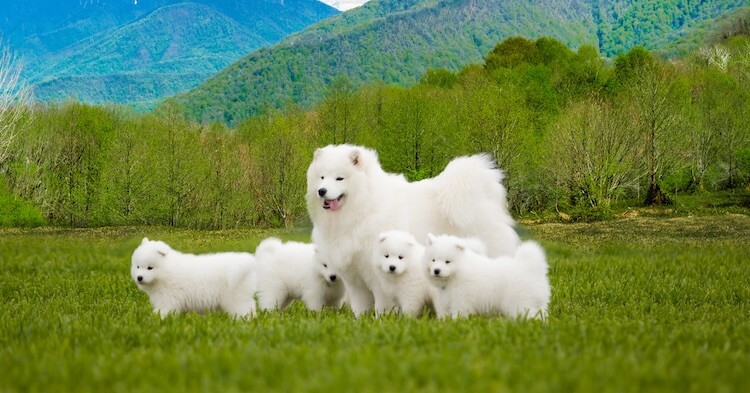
[329,275,337,282]
[433,269,441,276]
[318,188,327,197]
[389,265,396,272]
[137,276,143,282]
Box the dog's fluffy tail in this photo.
[515,241,548,277]
[228,252,257,290]
[434,154,512,228]
[255,237,283,260]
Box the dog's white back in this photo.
[254,237,345,311]
[131,238,258,318]
[424,234,550,320]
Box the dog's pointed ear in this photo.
[350,148,361,166]
[141,237,150,244]
[378,233,388,243]
[455,240,466,252]
[313,148,323,161]
[154,242,171,257]
[426,233,436,245]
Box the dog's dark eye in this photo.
[336,177,344,181]
[147,266,153,270]
[384,254,389,258]
[445,261,451,264]
[398,255,403,260]
[323,264,328,268]
[320,176,324,180]
[432,259,435,262]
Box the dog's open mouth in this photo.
[322,194,344,211]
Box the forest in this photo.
[1,33,749,228]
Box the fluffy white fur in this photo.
[254,237,345,311]
[371,231,433,317]
[307,144,520,316]
[424,234,550,320]
[131,238,258,318]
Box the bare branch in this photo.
[0,39,31,167]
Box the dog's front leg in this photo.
[372,287,397,317]
[343,277,374,317]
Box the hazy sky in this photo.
[318,0,370,11]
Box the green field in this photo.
[1,215,748,392]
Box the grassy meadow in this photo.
[1,215,748,392]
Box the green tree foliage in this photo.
[0,177,43,227]
[1,35,748,227]
[614,49,691,205]
[238,107,317,227]
[419,69,458,89]
[545,97,643,211]
[485,37,542,72]
[36,104,115,226]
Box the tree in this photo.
[38,104,114,226]
[546,97,643,210]
[0,41,30,168]
[150,101,207,227]
[457,79,530,180]
[240,107,315,227]
[319,76,357,144]
[484,36,541,72]
[375,85,457,180]
[559,45,610,100]
[97,113,154,225]
[419,68,458,88]
[687,68,731,191]
[617,54,690,205]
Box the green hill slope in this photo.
[176,0,749,125]
[1,0,338,104]
[31,3,266,103]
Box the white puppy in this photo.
[424,234,550,320]
[131,238,258,318]
[307,144,520,316]
[254,237,345,311]
[372,231,433,317]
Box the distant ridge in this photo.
[0,0,338,104]
[175,0,749,125]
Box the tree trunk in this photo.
[644,177,670,205]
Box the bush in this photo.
[0,179,45,227]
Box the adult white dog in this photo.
[131,238,258,318]
[424,234,550,319]
[307,144,519,316]
[254,237,345,311]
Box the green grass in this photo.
[1,216,749,392]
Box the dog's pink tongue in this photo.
[327,198,340,211]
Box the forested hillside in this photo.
[0,0,338,104]
[594,0,746,55]
[3,31,749,228]
[176,0,749,125]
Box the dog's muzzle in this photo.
[321,193,344,211]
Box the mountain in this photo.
[0,0,338,104]
[175,0,749,125]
